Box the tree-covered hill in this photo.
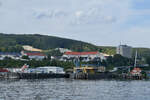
[1,33,150,58]
[0,33,98,52]
[98,46,116,55]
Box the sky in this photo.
[0,0,150,47]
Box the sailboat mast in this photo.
[134,50,138,68]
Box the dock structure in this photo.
[72,66,118,79]
[72,72,144,80]
[0,72,20,79]
[18,73,68,79]
[73,72,117,80]
[0,72,69,79]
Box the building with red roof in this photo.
[62,51,107,61]
[21,51,46,60]
[130,68,142,76]
[64,52,99,55]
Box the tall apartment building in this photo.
[116,45,132,58]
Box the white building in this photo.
[62,51,107,61]
[116,45,132,58]
[7,68,22,73]
[55,48,72,53]
[37,66,65,74]
[24,66,65,74]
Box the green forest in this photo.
[0,33,98,52]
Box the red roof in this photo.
[26,53,45,56]
[64,52,99,55]
[0,68,9,72]
[131,68,142,74]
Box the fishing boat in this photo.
[71,59,116,79]
[129,50,143,79]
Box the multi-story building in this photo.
[116,45,132,58]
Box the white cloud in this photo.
[75,11,83,17]
[0,0,150,47]
[33,9,67,19]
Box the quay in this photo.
[18,73,69,79]
[0,64,148,80]
[0,72,69,79]
[0,65,69,79]
[71,72,145,80]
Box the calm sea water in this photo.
[0,79,150,100]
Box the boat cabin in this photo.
[130,67,142,76]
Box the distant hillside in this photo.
[1,33,150,58]
[98,46,150,58]
[0,33,98,52]
[98,46,116,55]
[132,48,150,58]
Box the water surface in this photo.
[0,79,150,100]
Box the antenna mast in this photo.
[134,50,137,68]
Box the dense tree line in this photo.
[0,45,23,52]
[85,54,134,68]
[0,58,74,70]
[1,54,150,71]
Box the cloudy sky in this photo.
[0,0,150,47]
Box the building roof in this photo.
[131,67,141,74]
[23,45,43,52]
[0,68,9,72]
[64,51,99,55]
[38,66,64,69]
[0,52,21,56]
[26,53,45,56]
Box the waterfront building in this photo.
[116,45,132,58]
[24,66,65,74]
[37,66,65,74]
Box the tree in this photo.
[146,56,150,65]
[22,56,29,59]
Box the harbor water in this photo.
[0,79,150,100]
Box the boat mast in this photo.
[134,50,138,68]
